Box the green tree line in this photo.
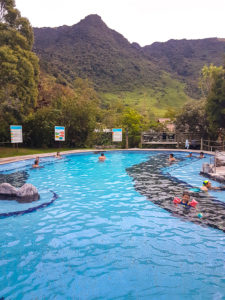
[175,64,225,139]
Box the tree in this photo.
[175,100,208,137]
[61,79,100,147]
[122,108,144,147]
[199,64,223,98]
[206,70,225,136]
[23,78,100,147]
[24,107,61,147]
[0,0,39,139]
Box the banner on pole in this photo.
[10,125,23,143]
[112,128,122,142]
[55,126,65,141]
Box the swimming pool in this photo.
[0,151,225,299]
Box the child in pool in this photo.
[173,191,198,208]
[180,191,191,206]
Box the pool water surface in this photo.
[0,151,225,299]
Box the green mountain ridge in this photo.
[142,38,225,97]
[33,14,161,92]
[33,14,225,116]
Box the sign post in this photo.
[112,128,122,142]
[55,126,65,142]
[10,125,23,145]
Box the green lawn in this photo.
[0,147,73,158]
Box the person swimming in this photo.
[32,157,40,168]
[180,191,192,206]
[173,191,198,208]
[199,152,205,159]
[201,180,225,191]
[55,152,62,159]
[187,152,192,158]
[169,153,176,162]
[98,153,106,161]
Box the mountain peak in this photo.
[77,14,105,27]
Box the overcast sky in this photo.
[16,0,225,46]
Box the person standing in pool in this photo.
[187,152,192,157]
[99,153,106,161]
[32,157,40,168]
[169,154,176,162]
[199,152,205,159]
[55,152,62,159]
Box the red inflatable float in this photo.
[173,197,198,208]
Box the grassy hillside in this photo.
[100,73,191,117]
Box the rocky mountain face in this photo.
[33,14,225,97]
[143,38,225,97]
[33,14,161,92]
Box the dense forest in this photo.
[0,1,225,148]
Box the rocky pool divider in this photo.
[126,153,225,233]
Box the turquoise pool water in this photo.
[0,151,225,299]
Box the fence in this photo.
[201,139,225,152]
[141,131,225,152]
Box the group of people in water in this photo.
[170,151,225,214]
[32,151,106,168]
[168,151,222,193]
[32,150,223,212]
[169,152,205,162]
[32,152,62,168]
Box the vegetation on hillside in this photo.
[0,4,225,149]
[0,0,39,140]
[33,16,225,100]
[33,15,161,92]
[175,64,225,139]
[143,38,225,98]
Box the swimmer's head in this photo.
[182,191,190,202]
[203,180,209,186]
[169,154,174,158]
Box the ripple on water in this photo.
[0,151,225,300]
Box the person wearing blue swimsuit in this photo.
[180,191,191,206]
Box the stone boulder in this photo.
[16,183,39,202]
[0,183,39,203]
[0,183,18,196]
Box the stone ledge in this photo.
[200,171,225,184]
